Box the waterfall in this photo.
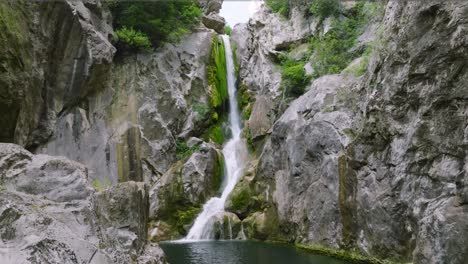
[184,35,248,241]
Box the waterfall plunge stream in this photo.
[184,35,248,241]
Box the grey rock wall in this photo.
[250,0,468,263]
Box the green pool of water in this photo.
[160,240,349,264]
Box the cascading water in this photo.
[184,35,248,241]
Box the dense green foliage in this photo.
[308,0,341,19]
[174,206,201,233]
[309,2,379,77]
[296,244,399,264]
[230,187,251,213]
[207,125,225,145]
[115,26,152,52]
[279,55,311,97]
[224,25,232,36]
[213,152,225,191]
[208,37,229,108]
[175,139,199,160]
[265,0,290,17]
[108,0,202,51]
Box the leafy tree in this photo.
[115,26,151,52]
[265,0,290,18]
[280,56,311,97]
[108,0,202,51]
[308,0,341,19]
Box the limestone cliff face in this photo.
[1,0,219,186]
[0,0,224,262]
[0,143,166,263]
[0,0,115,149]
[237,0,468,263]
[38,29,216,185]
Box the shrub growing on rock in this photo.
[108,0,202,50]
[115,26,152,52]
[308,0,342,19]
[265,0,290,18]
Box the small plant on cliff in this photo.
[279,55,311,97]
[265,0,290,18]
[224,25,232,36]
[175,139,199,160]
[115,26,152,52]
[308,0,342,19]
[309,2,381,78]
[91,179,112,191]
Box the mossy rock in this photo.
[296,244,400,264]
[242,207,281,241]
[148,221,180,242]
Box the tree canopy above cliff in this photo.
[108,0,202,52]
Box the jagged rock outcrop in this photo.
[0,0,115,148]
[0,143,166,264]
[38,29,217,185]
[1,0,228,254]
[202,13,226,34]
[245,0,468,263]
[148,141,223,238]
[231,4,318,142]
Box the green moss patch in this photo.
[296,244,401,264]
[91,179,112,191]
[208,36,228,109]
[175,139,199,161]
[308,2,384,78]
[212,151,225,192]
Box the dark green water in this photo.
[160,241,349,264]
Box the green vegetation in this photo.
[174,206,201,232]
[231,43,240,77]
[308,0,341,19]
[108,0,202,51]
[207,125,225,145]
[309,2,381,78]
[213,152,225,191]
[224,25,232,35]
[265,0,290,18]
[91,179,112,191]
[193,102,211,122]
[343,45,373,77]
[198,36,232,146]
[230,187,251,213]
[279,55,311,97]
[115,26,152,52]
[208,36,229,108]
[296,244,400,264]
[175,139,199,160]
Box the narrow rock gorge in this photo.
[0,0,467,263]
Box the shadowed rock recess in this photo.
[0,0,467,263]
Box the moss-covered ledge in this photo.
[295,244,406,264]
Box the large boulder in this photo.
[0,144,166,263]
[93,182,149,254]
[212,212,242,240]
[149,140,223,237]
[202,13,226,34]
[256,74,358,247]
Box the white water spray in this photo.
[184,35,248,241]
